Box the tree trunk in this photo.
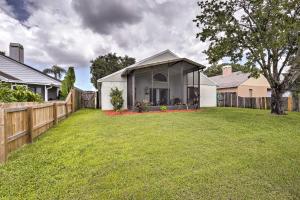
[270,88,285,115]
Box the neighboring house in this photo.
[210,66,270,97]
[98,50,217,110]
[0,43,61,101]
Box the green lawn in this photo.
[1,108,300,199]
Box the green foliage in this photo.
[61,67,76,98]
[0,83,42,103]
[204,63,260,77]
[1,108,300,199]
[90,53,135,88]
[43,65,66,79]
[110,87,124,111]
[135,101,149,113]
[194,0,300,114]
[160,105,167,112]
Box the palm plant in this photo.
[43,65,66,79]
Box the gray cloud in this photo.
[0,0,210,90]
[72,0,143,35]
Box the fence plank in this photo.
[53,103,58,125]
[298,95,300,112]
[27,107,33,143]
[288,96,292,112]
[0,110,7,163]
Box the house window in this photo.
[36,87,42,94]
[11,84,27,89]
[249,89,253,97]
[153,73,167,82]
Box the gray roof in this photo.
[0,70,20,81]
[0,54,61,86]
[98,50,206,82]
[121,58,205,76]
[209,71,250,88]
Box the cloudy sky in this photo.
[0,0,209,90]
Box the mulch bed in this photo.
[104,109,198,116]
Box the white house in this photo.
[98,50,217,110]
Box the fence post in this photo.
[27,107,33,143]
[243,97,245,108]
[224,94,226,107]
[72,89,77,112]
[288,96,292,112]
[264,97,267,109]
[53,103,58,125]
[65,103,68,118]
[0,110,8,164]
[230,93,233,107]
[236,96,239,108]
[298,95,300,112]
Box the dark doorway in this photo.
[187,87,199,105]
[150,88,169,105]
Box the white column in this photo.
[44,85,48,101]
[132,73,135,107]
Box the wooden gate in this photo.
[81,91,96,108]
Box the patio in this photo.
[126,60,204,110]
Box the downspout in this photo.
[45,85,53,101]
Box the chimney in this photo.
[222,65,232,76]
[9,43,24,63]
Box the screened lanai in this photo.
[124,59,205,110]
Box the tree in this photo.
[61,67,76,98]
[194,0,300,115]
[43,65,66,79]
[110,87,124,111]
[90,53,135,88]
[204,63,259,77]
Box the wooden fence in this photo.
[0,89,81,164]
[217,92,300,112]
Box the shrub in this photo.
[160,105,167,112]
[110,87,124,111]
[0,83,42,103]
[135,101,149,113]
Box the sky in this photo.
[0,0,210,90]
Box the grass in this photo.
[0,108,300,199]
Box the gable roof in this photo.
[0,54,61,86]
[209,71,250,88]
[98,50,206,82]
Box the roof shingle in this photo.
[209,71,250,88]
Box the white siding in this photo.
[200,85,217,107]
[101,81,127,110]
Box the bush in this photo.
[110,87,124,111]
[160,105,167,112]
[135,101,149,113]
[0,83,42,103]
